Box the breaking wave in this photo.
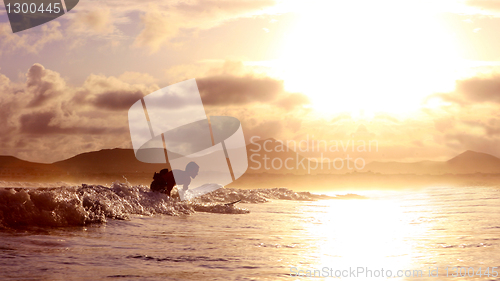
[0,183,333,228]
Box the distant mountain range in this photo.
[246,138,500,175]
[1,138,500,184]
[364,150,500,175]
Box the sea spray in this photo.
[0,183,333,228]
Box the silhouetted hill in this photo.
[0,156,30,167]
[0,156,48,168]
[0,156,59,178]
[447,150,500,164]
[53,148,159,174]
[364,160,444,175]
[0,149,168,182]
[363,150,500,175]
[446,150,500,173]
[246,138,356,174]
[0,156,54,170]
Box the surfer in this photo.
[150,162,200,197]
[150,168,176,196]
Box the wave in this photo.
[0,183,333,228]
[0,180,72,188]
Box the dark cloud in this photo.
[198,75,283,105]
[19,111,124,135]
[197,75,309,108]
[429,74,500,106]
[77,73,157,111]
[91,90,145,110]
[19,111,128,135]
[456,74,500,103]
[20,111,60,134]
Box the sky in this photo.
[2,0,500,163]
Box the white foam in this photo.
[0,182,332,228]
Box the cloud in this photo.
[197,75,283,105]
[0,64,160,162]
[0,0,280,58]
[0,62,309,162]
[241,120,284,141]
[19,111,125,135]
[426,93,466,107]
[434,117,457,132]
[0,75,20,145]
[273,93,310,110]
[419,72,500,157]
[91,90,145,110]
[132,10,177,53]
[466,0,500,11]
[167,60,310,109]
[133,0,277,52]
[75,74,158,110]
[427,73,500,108]
[175,0,276,15]
[165,60,249,84]
[0,22,63,56]
[0,5,121,56]
[20,111,68,135]
[25,64,66,108]
[67,9,116,35]
[119,72,158,85]
[197,74,310,109]
[455,74,500,103]
[443,132,500,154]
[16,61,500,164]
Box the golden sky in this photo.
[2,0,500,163]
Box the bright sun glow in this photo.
[275,0,465,117]
[302,195,430,279]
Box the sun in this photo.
[275,0,463,117]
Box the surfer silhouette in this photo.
[150,168,175,196]
[150,162,199,197]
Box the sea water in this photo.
[0,184,499,280]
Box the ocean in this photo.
[0,183,499,280]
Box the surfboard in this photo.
[224,199,242,206]
[179,183,223,201]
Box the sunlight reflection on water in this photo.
[291,187,500,280]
